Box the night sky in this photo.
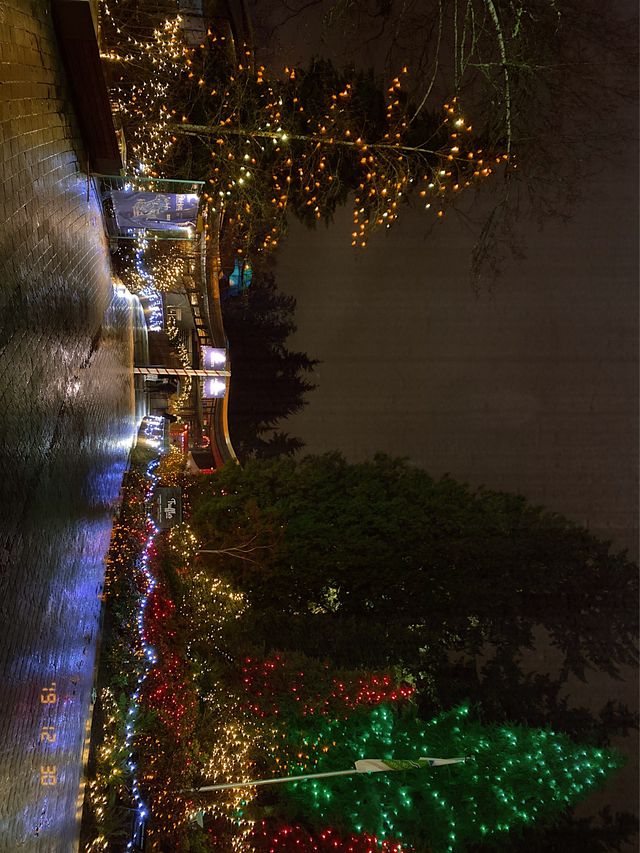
[249,0,639,831]
[279,159,638,558]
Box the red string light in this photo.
[253,821,411,852]
[240,655,414,718]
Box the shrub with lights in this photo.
[81,421,208,851]
[82,435,160,851]
[132,516,206,845]
[112,241,193,296]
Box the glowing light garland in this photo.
[114,242,190,295]
[100,4,507,258]
[133,234,165,331]
[123,417,165,851]
[166,313,192,413]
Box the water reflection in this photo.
[0,283,146,851]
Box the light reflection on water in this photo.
[0,284,147,852]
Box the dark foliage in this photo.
[221,268,317,460]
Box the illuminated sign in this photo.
[154,487,182,528]
[201,346,226,368]
[203,377,226,399]
[111,191,199,231]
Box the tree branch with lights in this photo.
[101,7,507,256]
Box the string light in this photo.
[100,5,508,258]
[254,822,410,852]
[273,704,622,852]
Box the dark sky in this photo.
[249,0,639,830]
[257,0,639,560]
[276,141,639,821]
[278,164,638,557]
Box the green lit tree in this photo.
[266,703,623,852]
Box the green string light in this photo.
[271,703,622,851]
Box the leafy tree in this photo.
[191,453,638,684]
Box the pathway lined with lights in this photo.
[120,417,164,851]
[0,4,142,851]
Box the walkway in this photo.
[0,3,137,850]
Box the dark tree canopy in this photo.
[191,453,638,683]
[221,269,317,460]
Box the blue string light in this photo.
[124,416,165,850]
[134,233,164,331]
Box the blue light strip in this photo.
[125,415,166,850]
[134,233,164,331]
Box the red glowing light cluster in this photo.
[241,655,414,718]
[252,821,411,852]
[141,584,195,734]
[144,585,177,646]
[143,649,198,734]
[330,675,414,708]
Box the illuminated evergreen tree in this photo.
[263,703,622,853]
[101,11,504,253]
[220,268,317,460]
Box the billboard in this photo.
[202,346,226,369]
[111,191,199,231]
